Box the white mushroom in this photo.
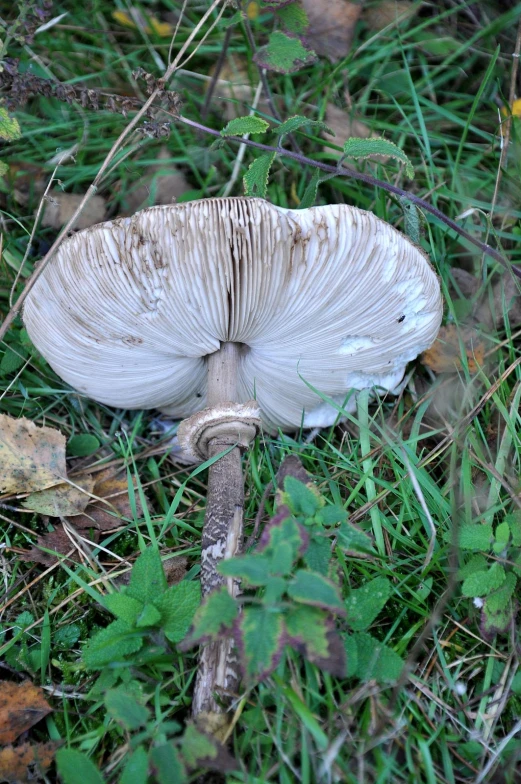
[23,197,443,726]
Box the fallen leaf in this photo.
[112,8,173,37]
[0,682,52,745]
[0,741,59,783]
[71,469,147,531]
[163,556,188,586]
[42,190,106,231]
[363,1,417,31]
[124,147,191,214]
[422,325,486,374]
[22,475,95,517]
[20,525,78,567]
[450,268,521,330]
[0,416,66,494]
[301,0,362,62]
[322,103,389,164]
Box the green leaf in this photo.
[276,3,309,34]
[493,521,510,554]
[485,571,517,613]
[254,31,317,74]
[316,505,347,527]
[54,624,80,648]
[149,743,186,784]
[288,570,345,615]
[180,723,236,772]
[243,152,276,198]
[345,633,358,678]
[457,554,488,580]
[274,115,333,137]
[0,161,8,177]
[0,107,21,141]
[458,523,494,550]
[342,137,414,179]
[155,581,201,643]
[238,605,285,680]
[480,605,512,638]
[120,747,149,784]
[508,514,521,547]
[285,605,346,676]
[337,521,374,554]
[127,547,167,604]
[258,512,306,566]
[303,536,331,575]
[399,197,421,244]
[83,619,143,669]
[68,434,100,457]
[298,168,321,209]
[105,688,149,730]
[0,347,26,375]
[263,576,287,605]
[103,593,144,625]
[347,631,404,683]
[283,476,323,517]
[181,587,237,646]
[56,749,105,784]
[269,541,295,576]
[219,554,272,586]
[461,562,506,598]
[345,577,392,631]
[136,603,162,628]
[220,115,270,137]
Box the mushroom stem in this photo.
[192,342,245,728]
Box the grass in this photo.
[1,0,521,781]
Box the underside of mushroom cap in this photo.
[23,198,443,431]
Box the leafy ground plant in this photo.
[2,0,521,781]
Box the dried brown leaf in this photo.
[42,190,106,230]
[22,474,95,517]
[301,0,362,62]
[0,416,66,494]
[71,469,146,531]
[19,526,79,567]
[0,682,52,745]
[322,103,389,164]
[163,555,188,586]
[124,146,191,214]
[0,741,59,783]
[363,1,417,32]
[422,325,486,374]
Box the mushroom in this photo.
[23,197,443,726]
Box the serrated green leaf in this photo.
[285,605,346,676]
[399,197,421,244]
[457,554,488,580]
[0,161,8,177]
[243,152,275,198]
[221,115,270,137]
[458,523,494,551]
[254,31,317,74]
[56,749,104,784]
[462,562,506,597]
[342,137,414,179]
[83,619,143,669]
[288,570,345,614]
[219,554,272,585]
[150,743,186,784]
[485,571,517,613]
[136,603,162,627]
[274,115,333,137]
[494,521,510,549]
[127,547,167,604]
[54,624,80,648]
[263,576,287,605]
[269,541,295,576]
[480,605,512,638]
[0,347,26,375]
[304,536,331,575]
[283,476,323,517]
[181,587,237,646]
[258,512,306,565]
[68,434,100,457]
[298,168,321,209]
[238,605,285,680]
[0,107,21,141]
[120,747,149,784]
[348,631,404,683]
[276,3,309,34]
[180,724,236,772]
[337,521,374,553]
[345,577,392,631]
[316,505,347,527]
[103,593,144,624]
[508,514,521,547]
[155,581,201,643]
[105,688,149,730]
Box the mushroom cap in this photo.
[23,198,442,431]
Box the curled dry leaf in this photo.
[322,103,389,163]
[20,525,77,567]
[301,0,362,62]
[124,147,192,215]
[22,474,95,516]
[42,190,106,231]
[0,682,52,745]
[363,1,417,31]
[0,741,59,783]
[422,325,486,374]
[0,415,66,494]
[72,468,147,531]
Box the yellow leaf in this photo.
[422,325,485,374]
[246,1,260,20]
[0,415,67,494]
[112,9,173,37]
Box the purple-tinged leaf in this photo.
[179,587,237,648]
[235,605,285,681]
[285,606,346,676]
[287,570,345,615]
